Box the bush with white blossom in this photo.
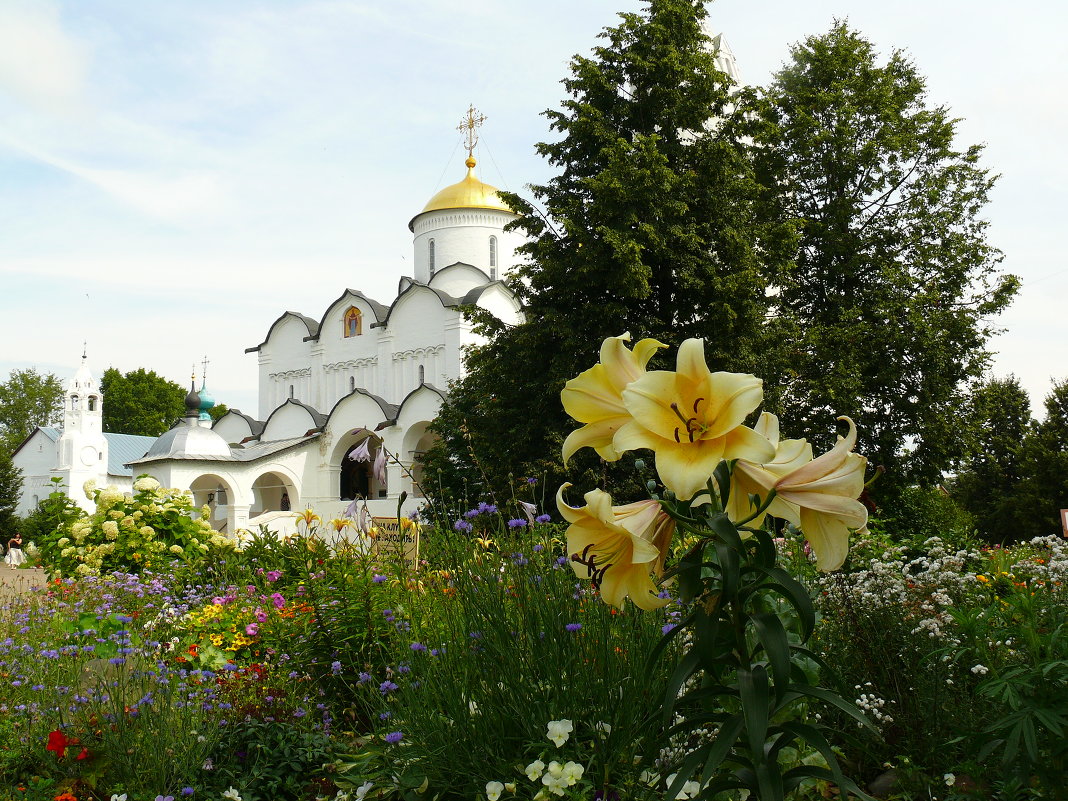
[38,475,234,577]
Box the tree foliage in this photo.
[100,368,187,437]
[0,368,64,455]
[950,376,1033,541]
[952,377,1068,542]
[0,451,22,538]
[424,0,793,505]
[746,22,1018,494]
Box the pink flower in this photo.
[271,592,285,609]
[255,608,268,623]
[245,623,259,636]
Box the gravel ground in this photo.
[0,567,47,599]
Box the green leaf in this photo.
[700,713,744,784]
[777,721,875,800]
[738,666,771,758]
[751,613,792,705]
[709,512,745,552]
[754,760,785,801]
[750,566,816,640]
[788,683,877,733]
[714,542,741,602]
[661,649,702,728]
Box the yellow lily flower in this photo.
[561,333,666,464]
[736,417,867,572]
[294,508,321,529]
[556,484,674,610]
[727,412,812,525]
[614,338,775,501]
[329,518,352,534]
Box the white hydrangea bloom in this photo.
[133,476,160,492]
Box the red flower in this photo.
[76,747,89,760]
[46,729,70,758]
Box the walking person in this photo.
[5,533,25,568]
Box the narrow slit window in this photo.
[428,239,436,276]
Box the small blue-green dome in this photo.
[198,384,216,421]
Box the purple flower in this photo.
[477,502,498,514]
[533,543,544,552]
[662,624,677,635]
[410,642,427,652]
[372,573,387,583]
[265,570,283,582]
[271,592,285,609]
[507,518,527,529]
[379,680,398,695]
[293,707,307,718]
[181,789,194,797]
[373,445,388,483]
[331,661,342,675]
[349,438,372,462]
[245,623,259,636]
[565,623,582,632]
[255,608,268,623]
[385,731,403,744]
[453,519,473,532]
[536,514,551,524]
[358,672,371,684]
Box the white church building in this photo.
[14,32,742,533]
[14,112,526,535]
[128,124,525,533]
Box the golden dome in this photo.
[417,157,511,215]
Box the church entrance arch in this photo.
[339,435,386,501]
[190,474,236,532]
[250,471,298,516]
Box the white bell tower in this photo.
[56,349,108,507]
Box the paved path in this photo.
[0,567,48,600]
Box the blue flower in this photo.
[331,661,342,674]
[507,518,527,528]
[536,514,552,524]
[453,519,473,532]
[410,642,427,652]
[565,623,582,632]
[385,731,403,744]
[379,680,398,695]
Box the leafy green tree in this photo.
[100,368,187,437]
[424,0,794,505]
[208,403,230,423]
[950,376,1034,542]
[0,451,22,538]
[0,368,64,454]
[747,22,1018,495]
[1016,379,1068,538]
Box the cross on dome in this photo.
[457,104,487,161]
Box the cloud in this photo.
[0,0,88,116]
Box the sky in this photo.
[1,0,1065,419]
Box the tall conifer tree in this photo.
[425,0,793,504]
